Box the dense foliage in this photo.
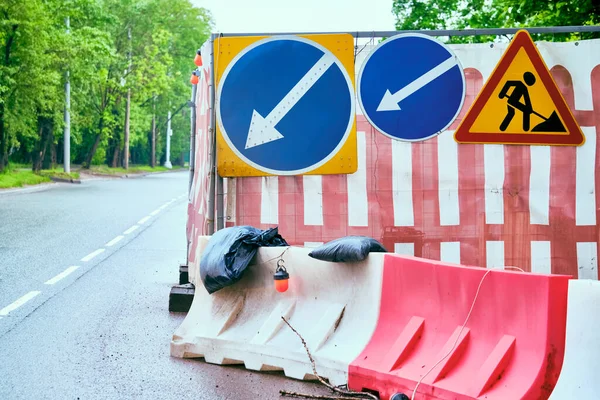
[0,0,212,172]
[392,0,600,42]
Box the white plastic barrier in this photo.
[171,239,384,386]
[549,279,600,399]
[187,237,210,287]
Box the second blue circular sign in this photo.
[357,33,466,142]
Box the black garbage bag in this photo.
[308,235,387,262]
[200,226,289,294]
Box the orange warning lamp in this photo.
[190,71,199,85]
[194,49,203,67]
[274,259,289,293]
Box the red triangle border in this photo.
[454,30,585,146]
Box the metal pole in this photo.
[123,26,132,169]
[216,175,224,230]
[151,97,156,168]
[217,25,600,38]
[206,35,217,235]
[63,16,71,173]
[186,84,197,265]
[189,84,197,193]
[164,110,172,169]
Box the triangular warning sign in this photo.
[454,30,585,146]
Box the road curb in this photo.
[81,168,186,180]
[0,182,57,196]
[49,176,82,184]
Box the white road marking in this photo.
[159,203,169,210]
[149,209,161,216]
[81,248,105,262]
[138,216,151,224]
[44,266,80,285]
[105,235,124,247]
[124,225,139,235]
[0,291,42,316]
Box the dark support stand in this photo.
[169,283,195,313]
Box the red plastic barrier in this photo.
[348,254,570,400]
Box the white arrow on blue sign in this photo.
[357,33,466,142]
[217,36,355,175]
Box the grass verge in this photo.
[39,168,80,180]
[0,163,183,189]
[0,170,51,189]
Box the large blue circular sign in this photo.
[217,36,355,175]
[357,33,466,142]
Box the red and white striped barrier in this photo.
[188,38,600,281]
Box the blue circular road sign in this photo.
[357,33,466,142]
[217,36,355,175]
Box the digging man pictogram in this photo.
[498,71,566,133]
[498,71,536,131]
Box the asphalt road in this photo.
[0,171,324,400]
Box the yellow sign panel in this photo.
[454,30,584,146]
[214,34,357,177]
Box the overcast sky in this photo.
[191,0,397,34]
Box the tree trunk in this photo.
[151,98,156,168]
[33,117,53,173]
[84,117,104,169]
[111,145,120,168]
[33,125,44,173]
[50,142,57,168]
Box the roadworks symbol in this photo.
[454,29,585,146]
[473,53,566,135]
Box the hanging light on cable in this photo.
[194,49,203,67]
[274,259,289,293]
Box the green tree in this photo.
[392,0,600,42]
[0,0,114,172]
[0,0,60,172]
[0,0,211,173]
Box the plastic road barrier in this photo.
[188,236,210,287]
[171,242,384,386]
[348,254,570,400]
[549,279,600,399]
